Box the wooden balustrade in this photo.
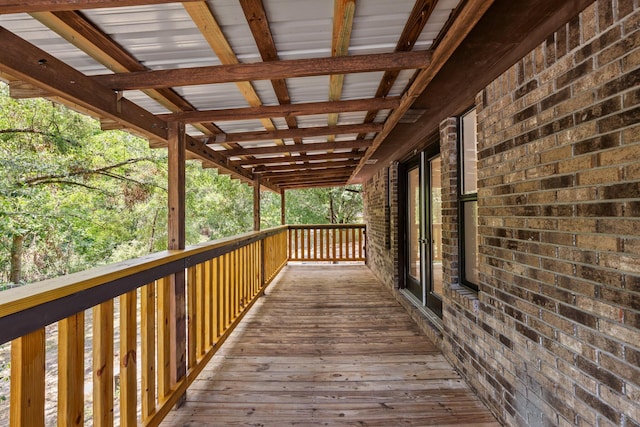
[288,224,366,262]
[0,226,289,427]
[0,224,363,426]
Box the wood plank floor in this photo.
[161,265,500,426]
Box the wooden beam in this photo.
[361,0,438,129]
[238,0,302,145]
[160,96,401,123]
[352,0,496,178]
[233,152,364,166]
[255,159,359,173]
[0,27,167,141]
[0,0,202,14]
[263,168,355,182]
[92,51,430,90]
[224,139,372,157]
[327,0,356,142]
[8,80,51,98]
[30,10,222,137]
[212,123,382,145]
[183,1,283,146]
[184,135,281,193]
[280,180,351,189]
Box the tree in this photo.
[284,186,362,224]
[0,83,364,287]
[0,84,166,284]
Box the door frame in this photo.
[399,144,442,317]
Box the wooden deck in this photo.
[160,265,500,426]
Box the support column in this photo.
[253,175,261,231]
[280,189,286,225]
[167,121,186,404]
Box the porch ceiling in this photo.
[0,0,593,191]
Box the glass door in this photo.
[403,151,443,317]
[405,162,423,301]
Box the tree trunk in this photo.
[10,234,25,284]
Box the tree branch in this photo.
[22,157,158,186]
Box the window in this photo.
[460,108,479,290]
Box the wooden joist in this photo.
[161,97,401,124]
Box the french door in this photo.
[403,150,443,317]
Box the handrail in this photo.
[0,223,363,427]
[0,226,287,345]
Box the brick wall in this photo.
[364,1,640,426]
[363,164,399,290]
[459,1,640,425]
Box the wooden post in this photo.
[167,121,186,403]
[168,121,186,250]
[253,175,261,231]
[280,189,286,225]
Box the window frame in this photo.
[458,107,479,292]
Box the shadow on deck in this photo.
[160,265,499,426]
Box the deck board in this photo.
[160,265,500,426]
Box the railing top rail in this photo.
[287,223,365,229]
[0,226,288,343]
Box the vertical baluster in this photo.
[187,267,197,370]
[211,258,218,342]
[332,228,337,261]
[217,256,225,338]
[351,227,356,260]
[58,312,85,426]
[10,328,45,427]
[157,276,171,400]
[120,290,137,427]
[93,300,113,427]
[203,260,212,349]
[195,263,205,356]
[312,228,317,260]
[141,282,156,421]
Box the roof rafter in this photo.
[281,181,352,190]
[239,0,302,146]
[254,159,359,173]
[91,51,430,90]
[183,1,283,148]
[0,27,270,189]
[0,27,166,141]
[327,0,356,144]
[0,0,201,14]
[351,0,496,179]
[359,0,439,136]
[209,123,382,145]
[224,140,372,157]
[261,168,355,181]
[159,97,401,124]
[30,10,223,137]
[232,152,364,167]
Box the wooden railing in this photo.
[288,224,366,262]
[0,224,363,426]
[0,226,288,427]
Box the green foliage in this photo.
[285,186,362,224]
[0,83,363,287]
